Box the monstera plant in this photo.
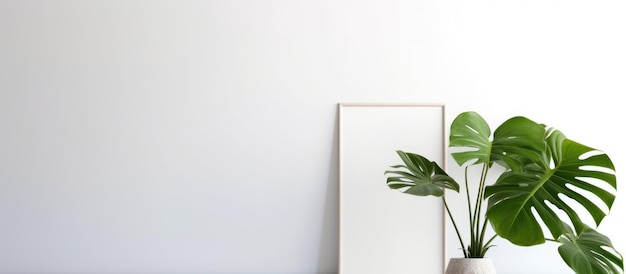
[384,111,623,274]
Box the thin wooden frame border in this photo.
[337,102,447,274]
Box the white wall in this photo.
[1,0,625,273]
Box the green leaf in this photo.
[384,150,459,197]
[490,116,546,172]
[486,128,617,246]
[449,111,492,166]
[558,224,623,274]
[449,112,545,172]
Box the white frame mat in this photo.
[338,103,447,274]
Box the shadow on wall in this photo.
[316,107,340,274]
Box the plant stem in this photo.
[443,196,467,258]
[480,234,498,257]
[479,214,491,255]
[473,164,488,235]
[463,167,474,256]
[470,163,489,257]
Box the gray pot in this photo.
[445,258,496,274]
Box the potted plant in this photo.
[384,111,623,274]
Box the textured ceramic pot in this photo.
[445,258,496,274]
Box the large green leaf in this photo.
[384,150,459,197]
[490,116,546,172]
[558,224,623,274]
[449,112,545,172]
[485,129,617,246]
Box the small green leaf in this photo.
[558,224,623,274]
[384,150,459,197]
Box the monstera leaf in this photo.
[558,224,623,274]
[384,150,459,196]
[450,112,546,172]
[485,129,617,246]
[449,111,492,166]
[490,116,546,172]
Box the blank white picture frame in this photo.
[338,103,446,274]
